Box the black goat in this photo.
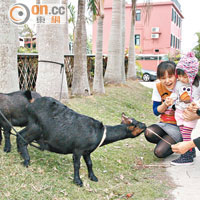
[17,96,146,187]
[0,90,41,152]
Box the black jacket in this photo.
[194,137,200,150]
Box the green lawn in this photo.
[0,80,174,200]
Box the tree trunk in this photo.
[0,0,19,92]
[121,0,126,83]
[36,0,68,101]
[127,18,137,80]
[127,0,137,80]
[93,1,105,94]
[104,0,123,84]
[36,0,40,52]
[62,0,69,55]
[71,0,90,96]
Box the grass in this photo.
[0,80,173,200]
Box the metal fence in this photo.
[17,53,102,91]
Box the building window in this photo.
[177,17,181,27]
[172,8,174,21]
[136,10,141,21]
[173,35,175,48]
[171,34,177,48]
[135,34,140,46]
[177,39,180,49]
[177,15,179,26]
[174,11,176,23]
[170,34,173,47]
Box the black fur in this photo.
[0,90,41,152]
[17,96,146,187]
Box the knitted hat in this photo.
[176,52,199,85]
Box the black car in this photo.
[136,66,157,82]
[141,69,157,82]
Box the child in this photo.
[169,52,200,165]
[144,61,182,159]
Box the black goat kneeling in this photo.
[17,96,146,187]
[0,90,41,152]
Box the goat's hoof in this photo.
[4,147,11,153]
[23,160,30,167]
[74,179,83,187]
[89,175,98,182]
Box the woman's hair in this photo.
[177,68,200,87]
[157,61,176,79]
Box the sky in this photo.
[17,0,200,53]
[178,0,200,53]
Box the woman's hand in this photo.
[165,97,174,107]
[183,103,200,121]
[157,97,174,113]
[157,97,173,113]
[187,102,199,112]
[171,141,196,154]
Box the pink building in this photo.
[92,0,184,71]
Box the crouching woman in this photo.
[144,61,182,158]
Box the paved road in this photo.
[140,81,200,200]
[165,123,200,200]
[139,80,157,89]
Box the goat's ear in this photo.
[121,113,127,122]
[122,112,126,117]
[121,113,132,124]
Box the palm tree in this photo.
[121,0,126,82]
[36,0,68,101]
[193,32,200,60]
[104,0,125,84]
[62,0,69,55]
[71,0,90,96]
[89,0,105,94]
[0,0,19,92]
[68,2,76,42]
[127,0,137,80]
[19,24,36,50]
[127,0,151,80]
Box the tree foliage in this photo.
[19,24,36,50]
[193,32,200,60]
[68,3,76,41]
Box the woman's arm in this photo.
[153,101,161,116]
[172,137,200,154]
[158,96,173,113]
[152,84,173,115]
[156,101,169,113]
[171,141,196,154]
